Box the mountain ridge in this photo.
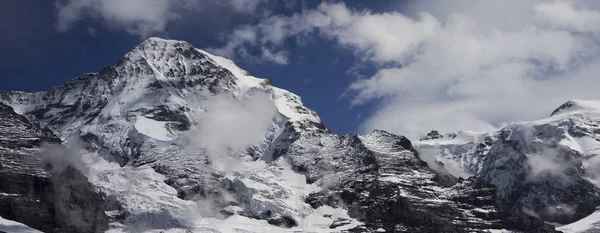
[417,99,600,229]
[0,37,579,233]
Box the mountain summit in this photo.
[1,38,594,233]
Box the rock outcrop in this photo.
[0,103,108,233]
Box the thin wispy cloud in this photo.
[54,0,269,37]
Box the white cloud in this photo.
[185,92,277,170]
[55,0,178,36]
[526,150,570,182]
[214,1,600,139]
[260,47,289,64]
[55,0,268,37]
[41,139,90,175]
[534,1,600,33]
[227,0,266,13]
[210,2,440,64]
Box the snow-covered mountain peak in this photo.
[550,100,600,117]
[139,36,190,47]
[131,37,197,58]
[124,37,265,91]
[118,37,239,89]
[1,37,323,166]
[120,37,321,126]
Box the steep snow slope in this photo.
[1,38,560,233]
[0,216,42,233]
[82,149,361,233]
[551,100,600,117]
[416,100,600,228]
[558,209,600,233]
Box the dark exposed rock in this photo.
[299,130,560,233]
[267,216,297,228]
[261,79,273,87]
[479,126,600,224]
[420,130,444,141]
[551,101,575,116]
[140,105,191,131]
[330,218,353,229]
[0,103,109,233]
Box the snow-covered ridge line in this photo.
[415,98,600,231]
[551,100,600,117]
[194,44,321,125]
[1,37,321,129]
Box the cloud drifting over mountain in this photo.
[53,0,600,139]
[185,92,277,170]
[213,0,600,138]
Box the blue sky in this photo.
[3,0,600,138]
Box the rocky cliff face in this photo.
[0,38,568,232]
[0,103,108,233]
[416,100,600,231]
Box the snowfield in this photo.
[82,151,360,233]
[0,216,42,233]
[558,209,600,233]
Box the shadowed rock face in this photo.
[480,131,600,224]
[0,103,108,233]
[295,130,560,233]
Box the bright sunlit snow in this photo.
[134,116,174,141]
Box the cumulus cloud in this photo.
[209,3,440,64]
[54,0,269,37]
[534,1,600,33]
[185,92,277,170]
[214,1,600,139]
